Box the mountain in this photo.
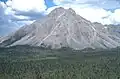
[105,25,120,38]
[0,36,1,42]
[0,7,120,50]
[0,36,3,43]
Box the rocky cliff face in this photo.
[0,7,120,50]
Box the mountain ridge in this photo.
[0,7,120,50]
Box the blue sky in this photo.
[0,0,120,36]
[44,0,56,8]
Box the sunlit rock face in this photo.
[0,7,120,50]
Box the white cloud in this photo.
[0,2,19,36]
[16,20,35,27]
[53,0,93,5]
[72,7,112,24]
[0,0,43,36]
[4,0,47,24]
[0,2,6,8]
[109,9,120,24]
[4,0,120,25]
[53,0,120,9]
[13,15,30,19]
[6,0,47,12]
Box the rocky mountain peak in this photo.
[48,7,76,18]
[0,7,120,49]
[48,7,66,16]
[68,8,76,14]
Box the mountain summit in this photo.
[0,7,120,50]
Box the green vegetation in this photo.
[0,45,120,79]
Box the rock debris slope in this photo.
[0,7,120,50]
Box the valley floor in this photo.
[0,46,120,79]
